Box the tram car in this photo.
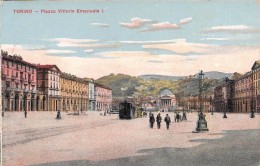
[119,100,135,119]
[119,101,142,119]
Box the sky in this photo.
[1,0,260,79]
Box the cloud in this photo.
[200,37,231,41]
[52,38,98,43]
[84,49,94,53]
[147,60,164,63]
[179,17,192,25]
[140,17,192,32]
[51,37,121,49]
[47,50,76,54]
[90,23,109,27]
[118,39,178,44]
[205,25,260,34]
[119,17,152,29]
[99,51,154,58]
[142,39,213,54]
[141,22,180,32]
[1,44,259,79]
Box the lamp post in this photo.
[195,70,209,132]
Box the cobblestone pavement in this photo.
[2,111,260,166]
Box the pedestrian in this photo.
[164,114,171,129]
[24,110,27,118]
[149,114,155,128]
[56,109,61,119]
[250,110,255,118]
[223,112,227,118]
[156,113,162,129]
[176,112,180,122]
[182,112,187,121]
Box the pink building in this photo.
[95,83,112,111]
[1,51,37,111]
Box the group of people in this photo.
[149,113,171,129]
[174,112,187,122]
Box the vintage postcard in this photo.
[0,0,260,166]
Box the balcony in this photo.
[1,74,6,79]
[6,87,14,91]
[23,89,31,93]
[14,88,23,92]
[23,80,28,85]
[11,75,16,80]
[20,76,25,82]
[32,90,38,94]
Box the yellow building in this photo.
[60,72,88,112]
[251,60,260,112]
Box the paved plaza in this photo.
[2,111,260,166]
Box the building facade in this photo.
[36,65,61,111]
[1,51,37,112]
[213,78,234,112]
[233,72,252,113]
[87,79,96,111]
[157,88,176,110]
[252,60,260,112]
[95,83,112,111]
[60,73,88,112]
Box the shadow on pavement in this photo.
[31,129,260,166]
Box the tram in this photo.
[119,100,142,119]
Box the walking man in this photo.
[149,114,155,128]
[164,114,171,129]
[24,110,27,118]
[156,113,162,129]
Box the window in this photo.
[7,61,9,68]
[21,64,22,69]
[16,72,18,78]
[16,83,18,89]
[6,81,10,88]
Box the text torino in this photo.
[13,9,104,14]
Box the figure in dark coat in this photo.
[56,110,61,119]
[24,110,27,118]
[149,114,155,128]
[156,113,162,129]
[182,112,187,121]
[223,112,227,118]
[176,112,180,122]
[164,114,171,129]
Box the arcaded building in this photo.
[36,65,61,111]
[1,51,37,111]
[60,72,88,112]
[252,60,260,112]
[95,83,112,111]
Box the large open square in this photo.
[2,111,260,166]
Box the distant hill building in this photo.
[158,88,176,110]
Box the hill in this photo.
[139,71,232,81]
[96,73,224,98]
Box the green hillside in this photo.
[96,73,223,98]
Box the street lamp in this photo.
[195,70,209,132]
